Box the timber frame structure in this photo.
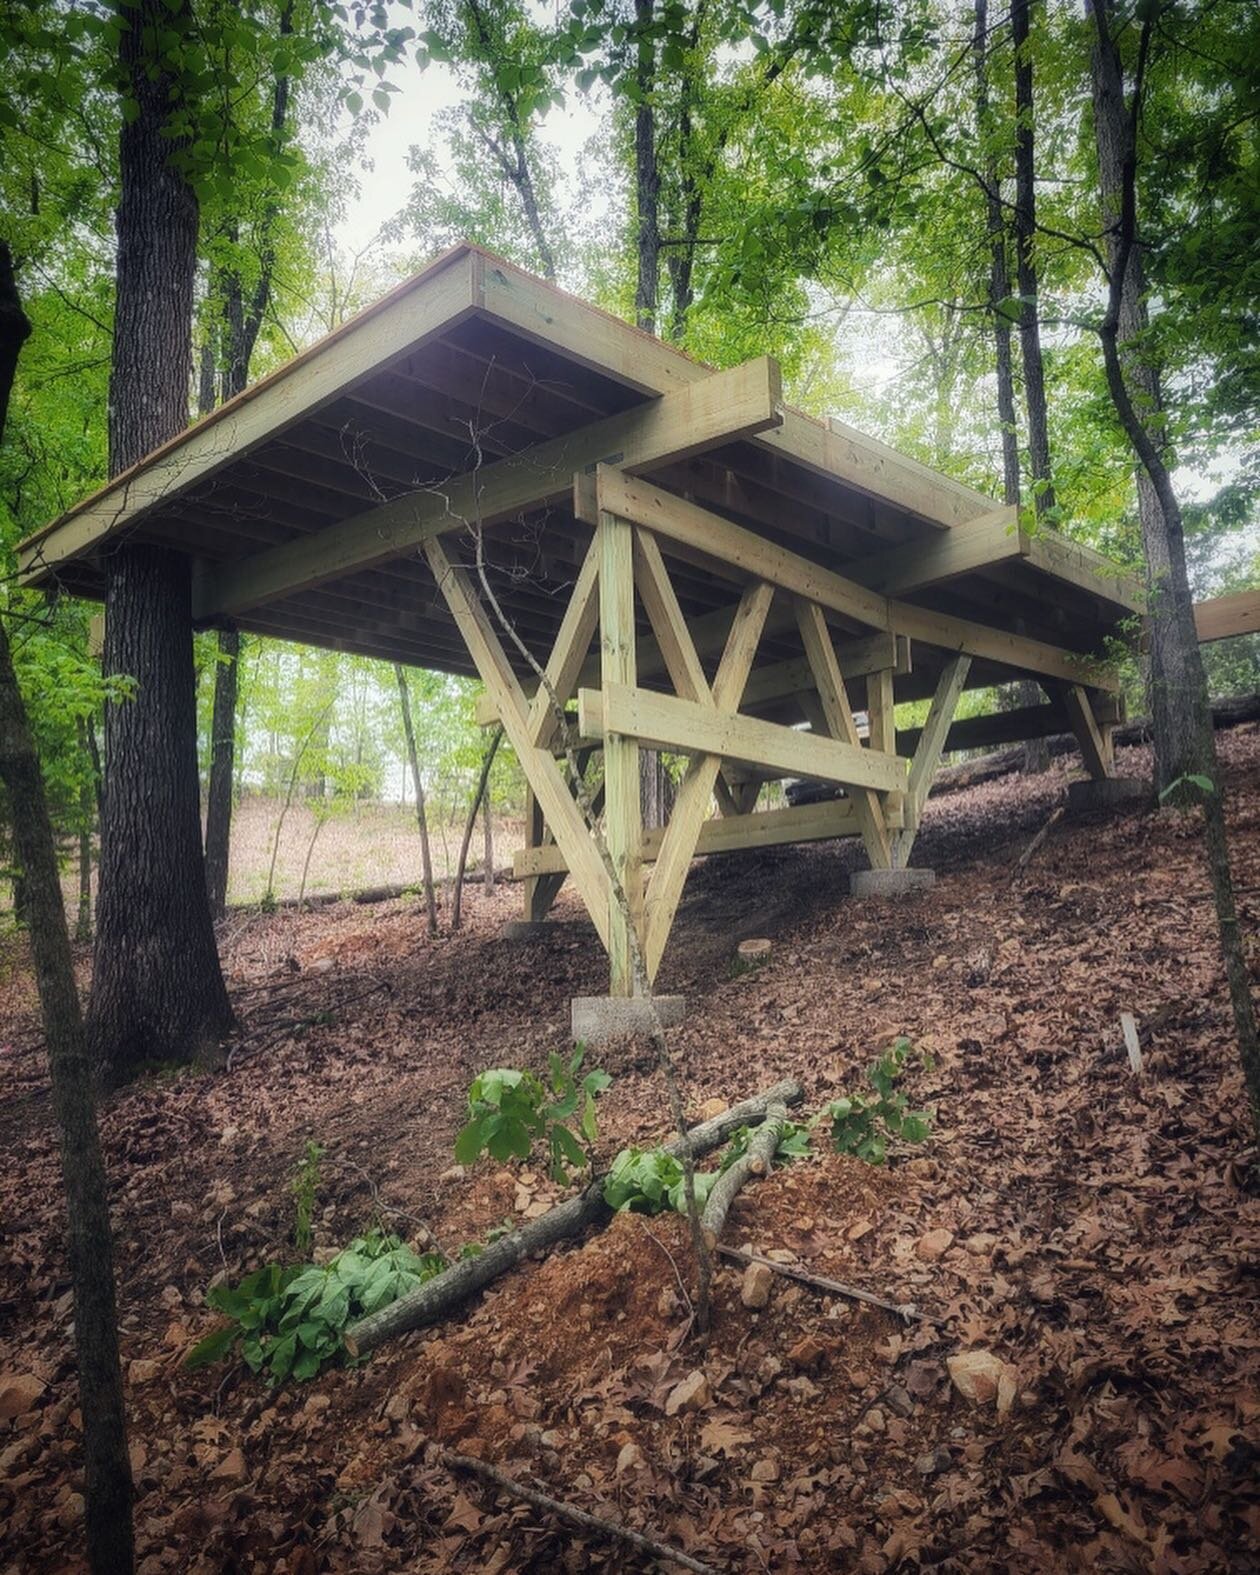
[21,243,1148,998]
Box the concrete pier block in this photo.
[571,994,686,1044]
[501,920,555,940]
[850,867,936,900]
[1066,777,1153,815]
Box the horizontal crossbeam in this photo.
[578,684,907,794]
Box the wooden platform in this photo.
[20,242,1147,993]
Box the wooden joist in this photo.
[193,357,783,619]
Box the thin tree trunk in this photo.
[972,0,1021,507]
[393,663,438,934]
[483,791,494,892]
[1090,0,1177,789]
[1011,0,1056,519]
[204,627,239,920]
[452,726,501,931]
[633,0,660,334]
[1089,4,1259,1140]
[0,241,31,437]
[75,720,93,943]
[0,620,135,1573]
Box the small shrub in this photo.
[602,1146,720,1215]
[454,1046,611,1184]
[290,1140,324,1257]
[827,1038,934,1164]
[186,1231,444,1384]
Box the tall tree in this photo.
[1088,2,1259,1138]
[90,0,235,1079]
[0,247,134,1575]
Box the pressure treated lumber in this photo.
[344,1078,804,1354]
[587,466,1119,692]
[1194,589,1260,643]
[599,511,642,995]
[580,684,907,795]
[512,794,903,878]
[894,654,970,868]
[1058,682,1115,780]
[701,1102,786,1249]
[195,356,783,618]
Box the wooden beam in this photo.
[586,467,1120,692]
[794,598,892,869]
[583,466,889,631]
[580,685,907,795]
[894,655,970,868]
[644,580,774,977]
[598,512,643,996]
[1194,589,1260,643]
[423,536,613,947]
[526,536,600,748]
[896,692,1123,756]
[194,356,783,619]
[514,794,900,878]
[1022,531,1143,613]
[1058,683,1115,780]
[846,507,1025,594]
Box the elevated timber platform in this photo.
[20,243,1148,1002]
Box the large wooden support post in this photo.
[598,512,643,996]
[1059,684,1115,780]
[894,654,971,868]
[865,666,902,821]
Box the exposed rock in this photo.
[740,1262,774,1310]
[750,1455,780,1482]
[664,1370,711,1417]
[787,1335,828,1372]
[964,1232,998,1256]
[947,1350,1019,1415]
[697,1097,729,1121]
[128,1359,163,1386]
[915,1228,955,1261]
[885,1385,914,1418]
[0,1374,46,1422]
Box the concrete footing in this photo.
[571,994,686,1044]
[1066,776,1153,816]
[850,867,936,900]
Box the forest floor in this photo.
[2,729,1259,1573]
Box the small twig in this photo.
[337,1157,441,1252]
[1014,803,1064,876]
[639,1217,695,1325]
[434,1447,715,1573]
[716,1245,939,1325]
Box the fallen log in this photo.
[345,1078,804,1356]
[434,1447,714,1573]
[933,692,1260,797]
[701,1101,786,1249]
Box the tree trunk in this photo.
[972,0,1021,507]
[633,0,660,334]
[0,621,135,1574]
[92,0,233,1080]
[452,726,501,931]
[1011,0,1056,519]
[1090,0,1178,789]
[1089,3,1259,1140]
[91,549,235,1078]
[482,791,494,892]
[393,663,438,935]
[204,628,239,920]
[76,719,93,943]
[0,241,32,440]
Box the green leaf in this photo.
[185,1323,239,1369]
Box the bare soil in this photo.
[2,729,1258,1572]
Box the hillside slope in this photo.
[2,728,1258,1572]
